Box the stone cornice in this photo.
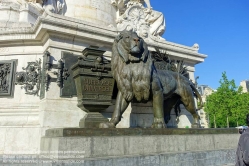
[0,10,207,64]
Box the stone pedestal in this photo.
[40,128,239,166]
[79,112,109,128]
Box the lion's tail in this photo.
[190,84,203,110]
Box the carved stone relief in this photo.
[42,0,66,15]
[23,0,66,14]
[0,60,16,97]
[112,0,166,40]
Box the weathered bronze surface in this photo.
[60,51,78,97]
[99,31,203,129]
[45,128,238,137]
[71,47,115,128]
[15,59,41,96]
[40,51,72,98]
[151,50,189,78]
[71,47,114,113]
[0,60,16,97]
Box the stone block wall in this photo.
[40,130,240,166]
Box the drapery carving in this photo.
[42,0,66,15]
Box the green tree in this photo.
[205,72,249,128]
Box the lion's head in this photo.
[114,31,149,63]
[111,31,153,102]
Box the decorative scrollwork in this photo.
[52,59,70,88]
[16,59,41,96]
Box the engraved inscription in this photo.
[83,78,113,86]
[84,85,112,92]
[66,130,82,136]
[82,95,97,99]
[83,78,114,93]
[82,94,111,100]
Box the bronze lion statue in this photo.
[99,30,202,128]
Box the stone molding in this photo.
[41,131,239,165]
[0,103,39,126]
[0,10,206,65]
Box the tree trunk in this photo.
[214,114,216,128]
[237,116,238,127]
[227,115,229,128]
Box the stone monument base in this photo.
[79,112,109,128]
[39,128,239,166]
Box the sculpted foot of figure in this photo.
[99,117,120,128]
[151,118,167,128]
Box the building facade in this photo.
[240,80,249,93]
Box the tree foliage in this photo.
[204,72,249,128]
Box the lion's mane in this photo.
[111,31,154,102]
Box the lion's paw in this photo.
[99,122,115,128]
[151,118,167,128]
[124,92,133,101]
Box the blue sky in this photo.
[151,0,249,89]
